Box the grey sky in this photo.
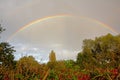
[0,0,120,62]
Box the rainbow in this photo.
[7,14,118,41]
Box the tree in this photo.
[16,56,41,79]
[76,52,85,69]
[77,33,120,68]
[0,42,15,67]
[49,50,56,62]
[0,25,15,67]
[64,60,76,69]
[47,50,57,69]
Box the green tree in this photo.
[76,52,85,69]
[64,60,75,69]
[0,42,15,67]
[0,25,15,67]
[77,33,120,68]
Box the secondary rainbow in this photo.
[7,14,118,41]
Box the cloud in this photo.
[0,0,120,41]
[56,49,79,61]
[0,0,120,62]
[9,16,117,62]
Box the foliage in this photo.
[0,25,15,68]
[77,33,120,68]
[16,56,43,79]
[1,33,120,80]
[0,25,15,80]
[64,60,76,69]
[49,50,56,62]
[0,42,15,67]
[47,50,57,70]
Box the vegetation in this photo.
[0,25,120,79]
[0,28,15,67]
[49,50,56,62]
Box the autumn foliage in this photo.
[0,33,120,80]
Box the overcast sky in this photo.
[0,0,120,62]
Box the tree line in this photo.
[0,25,120,80]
